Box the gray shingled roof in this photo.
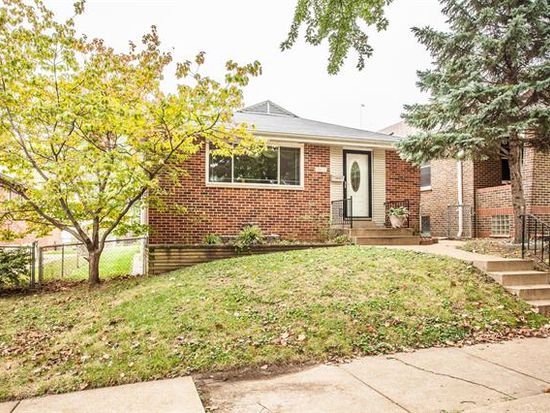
[378,120,419,139]
[234,100,400,145]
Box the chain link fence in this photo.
[446,205,474,239]
[37,237,147,283]
[0,243,37,289]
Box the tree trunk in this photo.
[88,249,101,285]
[509,137,526,243]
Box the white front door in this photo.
[345,152,371,218]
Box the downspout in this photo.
[457,160,464,238]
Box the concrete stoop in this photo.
[473,259,550,316]
[347,225,423,246]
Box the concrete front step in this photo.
[344,220,379,229]
[506,284,550,300]
[349,228,414,237]
[526,299,550,316]
[488,270,550,286]
[473,259,534,272]
[354,236,421,246]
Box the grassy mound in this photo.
[0,246,546,400]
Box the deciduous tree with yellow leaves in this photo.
[0,0,261,284]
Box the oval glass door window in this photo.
[350,161,361,192]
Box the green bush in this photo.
[203,234,222,245]
[0,248,30,287]
[332,234,352,244]
[234,225,264,252]
[388,206,409,217]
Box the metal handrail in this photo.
[331,197,353,229]
[521,214,550,267]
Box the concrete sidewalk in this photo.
[202,337,550,413]
[387,239,508,263]
[0,377,204,413]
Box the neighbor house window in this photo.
[420,162,431,190]
[208,144,302,187]
[501,158,511,183]
[491,215,511,237]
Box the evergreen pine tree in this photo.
[399,0,550,241]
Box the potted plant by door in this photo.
[388,206,409,228]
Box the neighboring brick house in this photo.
[148,101,420,244]
[379,121,550,238]
[0,188,65,246]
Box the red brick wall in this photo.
[419,157,506,238]
[474,148,550,237]
[148,144,331,244]
[0,189,63,246]
[419,159,460,237]
[473,158,503,190]
[519,147,550,227]
[385,151,420,231]
[475,185,513,237]
[418,147,549,239]
[472,158,507,237]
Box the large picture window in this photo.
[208,144,302,187]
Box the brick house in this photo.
[380,121,550,239]
[0,188,65,246]
[147,101,420,244]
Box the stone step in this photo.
[350,220,380,229]
[349,228,414,237]
[474,259,534,272]
[526,299,550,316]
[506,284,550,300]
[488,270,550,286]
[354,236,421,246]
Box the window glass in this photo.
[491,215,511,236]
[350,161,361,192]
[420,163,431,188]
[208,152,232,182]
[208,145,302,186]
[501,158,511,182]
[279,147,301,185]
[234,148,278,184]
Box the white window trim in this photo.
[205,141,305,190]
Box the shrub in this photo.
[388,206,409,217]
[332,234,352,244]
[203,234,222,245]
[0,248,30,288]
[234,225,264,252]
[319,226,340,241]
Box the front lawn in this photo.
[0,246,546,401]
[41,245,140,281]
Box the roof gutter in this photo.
[254,131,399,150]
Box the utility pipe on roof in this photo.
[457,160,464,238]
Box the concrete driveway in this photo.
[202,337,550,413]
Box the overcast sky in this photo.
[45,0,447,132]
